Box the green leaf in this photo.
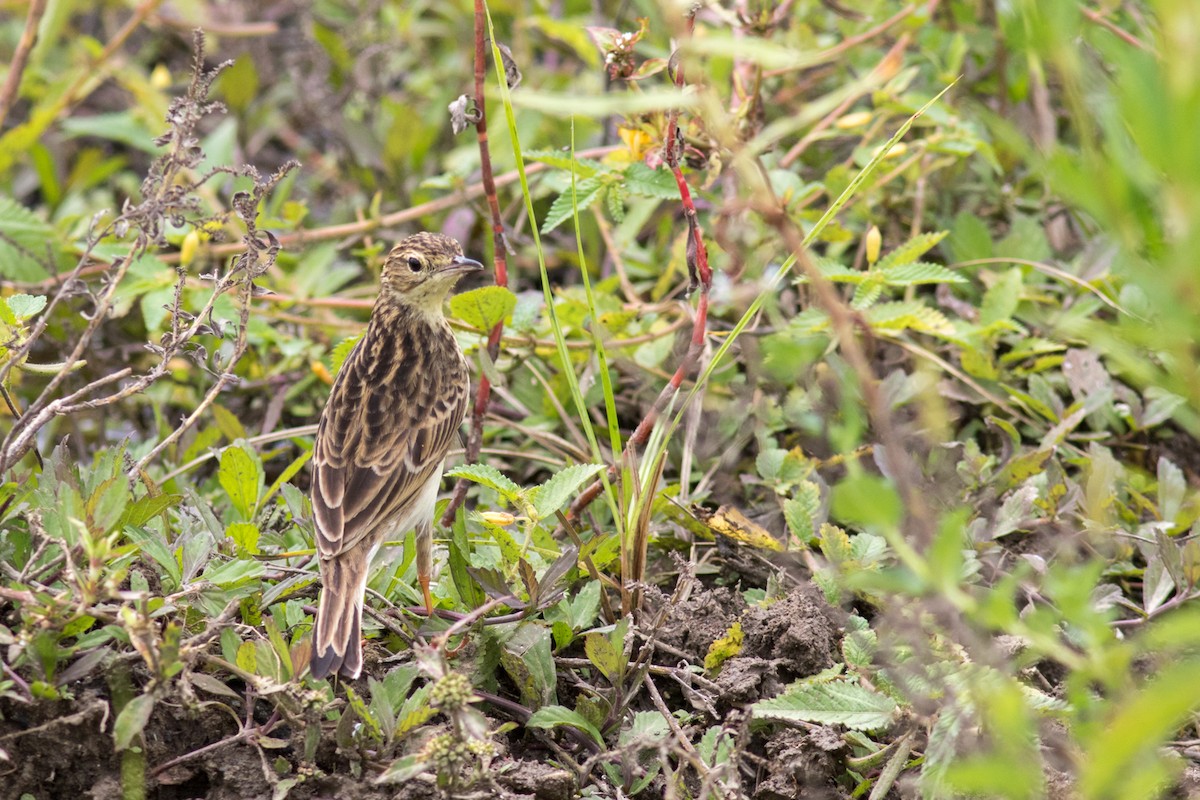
[876,231,948,271]
[217,53,259,112]
[623,162,679,199]
[948,211,993,262]
[219,443,263,521]
[113,693,156,751]
[376,754,431,785]
[500,625,557,709]
[542,176,606,233]
[980,268,1023,326]
[531,463,605,521]
[0,197,55,280]
[6,294,47,320]
[584,630,623,683]
[448,285,518,331]
[445,463,524,504]
[882,262,966,285]
[526,705,605,747]
[204,558,265,587]
[751,680,897,731]
[784,480,822,543]
[330,334,362,377]
[226,522,260,555]
[831,474,902,530]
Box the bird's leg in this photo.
[415,518,434,616]
[419,573,434,616]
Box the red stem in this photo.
[441,0,510,526]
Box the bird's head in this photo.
[380,232,483,312]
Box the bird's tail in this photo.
[310,556,367,679]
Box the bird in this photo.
[309,232,483,680]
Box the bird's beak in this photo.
[440,255,485,275]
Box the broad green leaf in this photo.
[751,680,897,731]
[7,294,47,320]
[113,693,156,751]
[948,211,994,262]
[831,474,902,530]
[217,53,259,112]
[448,285,518,331]
[219,443,263,521]
[204,557,265,587]
[226,522,260,555]
[584,629,622,683]
[980,268,1023,326]
[531,463,605,521]
[500,625,557,709]
[526,705,605,747]
[445,463,524,504]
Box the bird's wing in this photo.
[311,326,469,557]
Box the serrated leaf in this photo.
[445,463,524,504]
[882,261,966,285]
[623,162,679,199]
[522,150,606,176]
[113,693,156,751]
[449,285,517,331]
[526,705,605,747]
[751,680,897,730]
[875,231,948,271]
[542,176,606,233]
[330,334,362,377]
[531,463,605,521]
[0,197,55,281]
[865,301,952,334]
[784,480,822,543]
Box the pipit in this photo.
[309,232,482,680]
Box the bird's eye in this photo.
[407,256,422,272]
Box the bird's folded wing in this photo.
[310,337,468,557]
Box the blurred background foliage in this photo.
[2,0,1200,798]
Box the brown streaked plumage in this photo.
[309,232,482,680]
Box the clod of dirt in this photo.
[495,759,576,799]
[739,585,841,678]
[655,585,748,663]
[713,585,842,712]
[753,728,844,799]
